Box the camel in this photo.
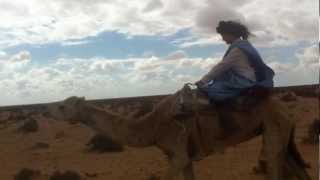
[45,84,311,180]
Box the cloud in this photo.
[9,51,31,62]
[0,51,212,105]
[60,40,90,46]
[194,1,245,35]
[165,50,187,60]
[0,51,6,58]
[178,36,222,48]
[0,51,31,73]
[240,0,317,47]
[143,0,163,12]
[183,0,318,48]
[0,44,318,106]
[0,0,316,49]
[268,61,295,73]
[296,44,319,69]
[266,44,318,86]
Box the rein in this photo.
[151,83,203,145]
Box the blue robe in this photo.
[200,40,275,102]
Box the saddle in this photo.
[174,84,271,135]
[215,85,272,112]
[174,84,271,119]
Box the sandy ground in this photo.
[0,96,318,180]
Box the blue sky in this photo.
[4,29,224,62]
[0,0,318,106]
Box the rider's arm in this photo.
[199,47,249,84]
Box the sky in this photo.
[0,0,318,106]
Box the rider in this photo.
[195,20,274,104]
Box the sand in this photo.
[0,96,318,180]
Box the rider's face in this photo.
[221,33,237,44]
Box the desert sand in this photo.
[0,94,318,180]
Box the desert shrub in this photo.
[49,170,81,180]
[14,168,40,180]
[30,142,50,150]
[9,110,27,121]
[17,118,38,133]
[280,92,297,102]
[147,174,160,180]
[54,131,66,139]
[86,134,124,153]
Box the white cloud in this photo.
[9,51,31,62]
[61,40,90,46]
[143,0,163,12]
[296,44,319,69]
[0,45,318,106]
[181,0,318,48]
[0,0,316,48]
[241,0,318,47]
[165,50,187,60]
[178,36,223,48]
[0,51,210,105]
[267,44,319,86]
[268,61,295,73]
[0,51,6,58]
[194,1,245,35]
[0,51,31,73]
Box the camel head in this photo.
[44,96,86,123]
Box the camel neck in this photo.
[80,103,157,147]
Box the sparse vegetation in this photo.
[54,131,66,139]
[30,142,50,150]
[84,172,98,178]
[86,133,124,153]
[14,168,40,180]
[280,92,297,102]
[49,170,82,180]
[17,118,38,133]
[9,110,27,121]
[147,174,160,180]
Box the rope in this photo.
[151,83,198,144]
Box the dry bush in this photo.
[49,170,82,180]
[86,133,124,153]
[147,174,160,180]
[9,112,27,121]
[280,92,297,102]
[17,118,38,133]
[84,172,98,178]
[14,168,41,180]
[54,131,66,139]
[30,142,50,150]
